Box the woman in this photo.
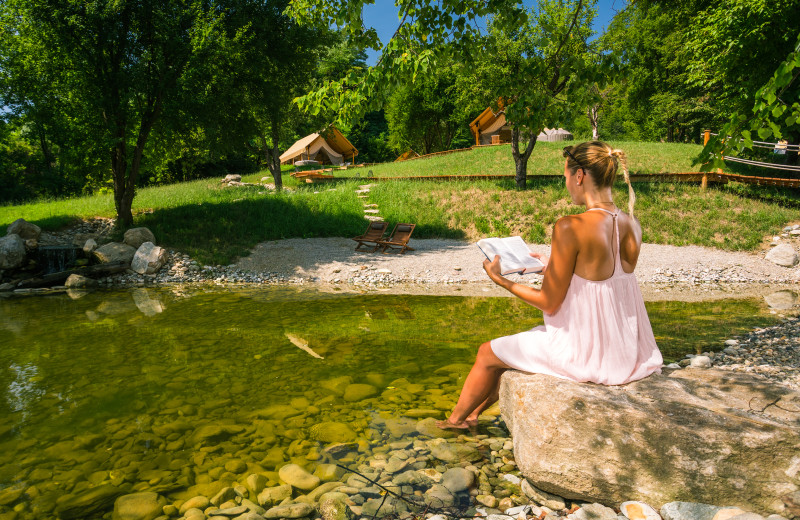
[438,141,663,430]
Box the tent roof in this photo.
[279,126,358,163]
[470,107,506,133]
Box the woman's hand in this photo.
[482,255,503,283]
[530,252,549,273]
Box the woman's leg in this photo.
[438,341,511,429]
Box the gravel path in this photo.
[230,237,800,300]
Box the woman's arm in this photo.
[483,218,579,314]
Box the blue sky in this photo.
[362,0,627,65]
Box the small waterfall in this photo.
[37,246,82,274]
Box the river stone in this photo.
[567,503,618,520]
[441,467,475,493]
[305,482,343,503]
[279,464,320,491]
[690,355,713,368]
[309,422,357,443]
[0,234,26,269]
[415,417,456,438]
[7,218,41,240]
[660,501,730,520]
[499,369,800,515]
[112,492,166,520]
[313,464,344,482]
[765,243,799,267]
[319,495,350,520]
[246,474,268,495]
[764,290,798,310]
[257,485,292,507]
[210,486,237,506]
[264,502,315,519]
[131,242,167,274]
[521,479,566,510]
[224,459,247,474]
[179,496,210,515]
[0,488,23,506]
[65,274,97,288]
[123,227,156,249]
[343,383,379,402]
[94,242,136,265]
[319,376,352,396]
[428,439,482,463]
[56,484,128,519]
[83,238,98,254]
[424,484,455,507]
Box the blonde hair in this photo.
[563,140,636,217]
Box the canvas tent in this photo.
[279,127,358,166]
[537,128,573,142]
[469,106,512,146]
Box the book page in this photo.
[477,237,544,275]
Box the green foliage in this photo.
[384,64,474,154]
[697,32,800,171]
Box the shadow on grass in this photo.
[135,196,469,265]
[136,197,369,265]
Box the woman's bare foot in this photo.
[435,418,471,430]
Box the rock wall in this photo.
[498,368,800,516]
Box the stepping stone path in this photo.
[356,185,383,222]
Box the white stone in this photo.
[690,355,713,368]
[131,242,167,275]
[765,243,798,267]
[83,238,98,254]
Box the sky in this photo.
[361,0,627,65]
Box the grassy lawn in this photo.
[1,142,799,265]
[338,141,721,178]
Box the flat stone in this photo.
[308,422,357,443]
[500,370,800,515]
[765,243,798,267]
[567,503,618,520]
[264,502,315,519]
[441,467,474,493]
[56,484,128,520]
[112,492,166,520]
[278,464,320,491]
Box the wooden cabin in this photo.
[469,107,512,146]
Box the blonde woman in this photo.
[439,141,663,430]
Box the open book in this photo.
[477,236,544,275]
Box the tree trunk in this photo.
[263,125,282,191]
[587,104,599,140]
[511,126,537,189]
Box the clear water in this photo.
[0,288,781,517]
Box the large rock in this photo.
[112,492,166,520]
[123,227,156,249]
[0,234,26,269]
[6,218,41,240]
[131,242,167,275]
[499,369,800,516]
[278,464,320,491]
[94,242,136,265]
[765,243,799,267]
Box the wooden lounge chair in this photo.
[352,221,388,252]
[377,223,416,254]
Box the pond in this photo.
[0,287,784,518]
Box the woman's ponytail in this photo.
[612,149,635,218]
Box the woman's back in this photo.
[564,208,642,281]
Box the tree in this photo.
[384,65,471,154]
[0,0,223,226]
[482,0,602,187]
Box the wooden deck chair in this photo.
[377,223,416,254]
[352,221,389,252]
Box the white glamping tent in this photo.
[279,127,358,166]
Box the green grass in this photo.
[341,141,716,178]
[2,142,799,264]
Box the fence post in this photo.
[703,129,710,146]
[700,129,711,190]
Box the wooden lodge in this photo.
[469,106,512,146]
